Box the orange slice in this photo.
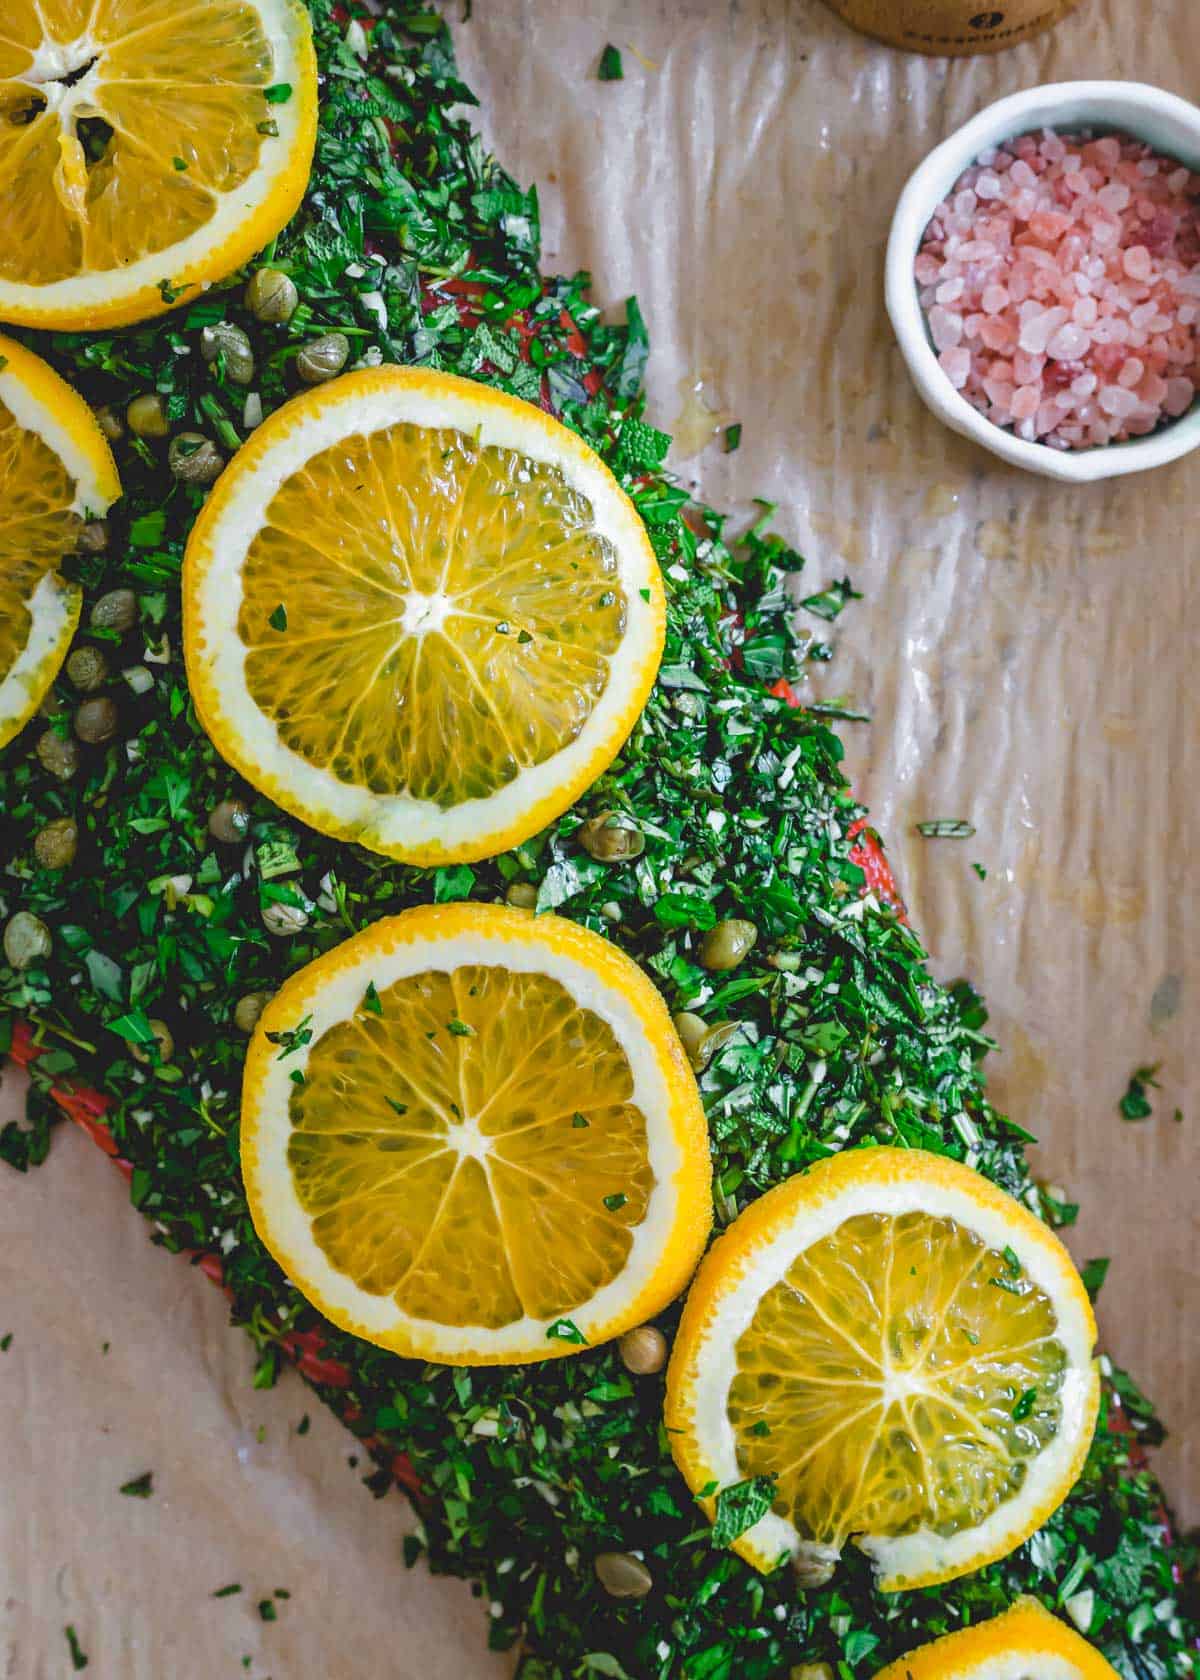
[874,1596,1122,1679]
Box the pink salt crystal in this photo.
[1165,377,1196,416]
[1098,384,1140,417]
[980,315,1018,353]
[1123,244,1152,280]
[1167,167,1190,193]
[1073,295,1099,327]
[1028,209,1073,242]
[1095,136,1121,168]
[1009,386,1040,421]
[953,189,978,218]
[1013,348,1047,384]
[939,347,971,389]
[1138,372,1169,407]
[1018,308,1067,355]
[1010,159,1038,190]
[963,313,986,342]
[928,306,964,351]
[975,170,1002,200]
[981,284,1010,314]
[1071,371,1098,396]
[1096,181,1131,213]
[1035,400,1062,435]
[1046,322,1090,360]
[915,254,942,285]
[936,276,966,304]
[1040,133,1067,164]
[1118,356,1145,388]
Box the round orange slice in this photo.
[0,333,120,748]
[240,903,711,1365]
[183,368,665,865]
[0,0,317,330]
[874,1596,1122,1680]
[664,1147,1099,1590]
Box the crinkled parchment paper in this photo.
[2,1,1196,1673]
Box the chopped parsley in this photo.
[1118,1064,1160,1121]
[119,1471,154,1498]
[597,44,623,81]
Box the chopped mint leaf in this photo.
[597,44,623,80]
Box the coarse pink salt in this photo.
[916,126,1200,449]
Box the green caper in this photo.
[671,1011,739,1071]
[245,266,299,324]
[34,818,79,871]
[66,645,109,692]
[3,911,52,971]
[90,588,138,633]
[617,1325,667,1376]
[296,332,350,385]
[505,882,538,909]
[200,321,255,386]
[168,432,224,485]
[126,392,169,438]
[74,696,118,744]
[579,811,644,863]
[208,798,251,844]
[234,990,273,1034]
[699,918,758,972]
[131,1018,174,1064]
[75,519,109,554]
[594,1552,652,1600]
[791,1549,837,1590]
[36,729,80,781]
[262,899,309,936]
[95,404,124,443]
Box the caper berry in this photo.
[126,392,169,438]
[168,432,224,485]
[234,990,273,1034]
[296,332,350,385]
[617,1325,667,1376]
[699,918,758,972]
[74,696,119,744]
[3,911,52,971]
[579,811,644,863]
[90,588,138,633]
[66,646,109,692]
[131,1018,175,1065]
[33,818,78,871]
[245,266,299,324]
[262,899,309,936]
[208,798,251,844]
[95,404,124,443]
[791,1549,837,1590]
[505,882,538,909]
[200,321,255,386]
[35,730,80,781]
[594,1552,652,1600]
[75,519,109,554]
[672,1012,739,1071]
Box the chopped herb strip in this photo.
[0,1333,10,1352]
[546,1318,587,1345]
[597,44,623,81]
[64,1625,89,1669]
[447,1018,472,1036]
[1119,1064,1160,1121]
[571,1112,590,1128]
[1081,1257,1111,1300]
[297,1414,310,1436]
[212,1583,243,1598]
[972,861,988,879]
[258,1598,278,1622]
[1012,1387,1038,1421]
[119,1471,154,1498]
[386,1098,408,1117]
[1002,1245,1022,1277]
[916,819,977,839]
[723,422,742,452]
[710,1475,776,1547]
[0,8,1192,1680]
[602,1192,627,1212]
[799,577,862,622]
[265,1017,313,1060]
[263,81,293,102]
[362,980,383,1015]
[268,603,288,632]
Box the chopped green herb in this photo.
[916,819,977,839]
[447,1018,472,1036]
[65,1625,89,1669]
[1012,1387,1038,1421]
[1119,1064,1160,1121]
[723,422,742,452]
[212,1583,243,1598]
[601,1192,627,1212]
[258,1598,278,1622]
[1080,1257,1111,1300]
[119,1471,154,1498]
[362,980,383,1015]
[597,44,623,81]
[263,81,293,102]
[268,603,288,632]
[0,1333,10,1352]
[710,1475,776,1547]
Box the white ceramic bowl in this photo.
[885,81,1200,483]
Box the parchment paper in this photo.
[3,1,1197,1674]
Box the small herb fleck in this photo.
[64,1627,88,1671]
[119,1471,154,1498]
[916,819,976,839]
[1012,1387,1038,1421]
[268,603,288,632]
[1119,1064,1160,1121]
[597,43,623,80]
[212,1583,243,1599]
[723,422,742,453]
[602,1191,627,1212]
[362,980,383,1016]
